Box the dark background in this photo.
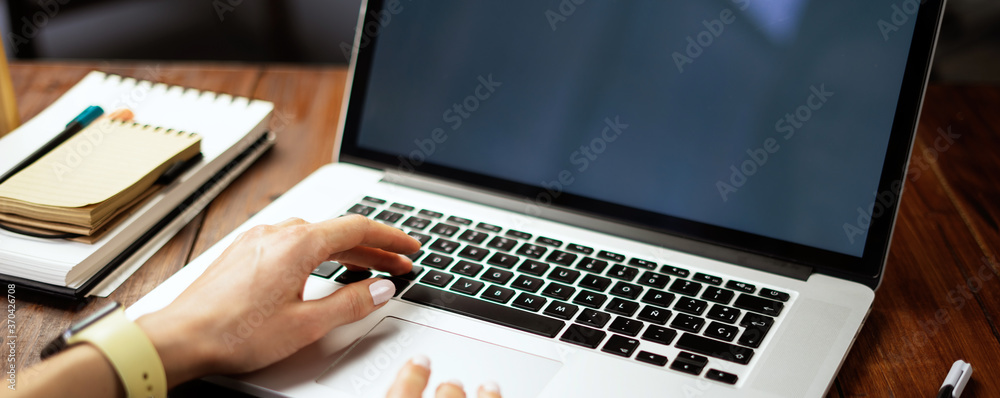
[2,0,999,82]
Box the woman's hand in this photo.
[387,356,502,398]
[135,215,421,387]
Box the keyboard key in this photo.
[335,270,371,284]
[486,236,517,251]
[543,301,580,320]
[576,257,609,273]
[518,260,550,276]
[670,314,705,333]
[404,250,424,262]
[429,239,460,254]
[738,313,774,348]
[408,232,432,245]
[560,324,606,348]
[675,352,709,367]
[726,280,756,293]
[636,305,671,325]
[692,272,722,285]
[347,204,375,216]
[381,276,411,296]
[608,317,645,337]
[635,351,668,366]
[572,291,609,309]
[674,297,708,315]
[566,243,594,255]
[733,294,783,316]
[375,210,403,223]
[450,278,485,295]
[640,289,675,307]
[702,287,736,304]
[481,285,516,304]
[482,268,514,284]
[597,250,625,262]
[430,223,460,237]
[458,229,489,244]
[476,222,502,233]
[447,216,472,225]
[579,274,612,292]
[420,270,453,287]
[607,264,639,281]
[705,369,739,385]
[487,253,520,269]
[362,196,386,204]
[760,288,790,302]
[637,271,669,289]
[738,328,767,348]
[661,265,690,278]
[668,279,703,297]
[403,216,432,230]
[576,308,612,328]
[390,202,414,211]
[512,293,547,312]
[605,298,640,316]
[739,312,775,330]
[670,359,704,376]
[601,334,640,357]
[421,253,454,269]
[311,261,341,278]
[545,250,578,266]
[628,258,657,269]
[704,321,740,342]
[403,284,565,337]
[418,209,443,218]
[516,243,547,259]
[512,275,545,293]
[536,236,563,247]
[548,267,581,284]
[541,283,576,300]
[641,325,677,346]
[506,229,532,240]
[452,261,483,277]
[396,265,424,281]
[457,245,489,261]
[676,333,754,364]
[609,281,643,299]
[706,305,741,324]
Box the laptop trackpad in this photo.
[316,317,561,397]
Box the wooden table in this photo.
[6,61,999,397]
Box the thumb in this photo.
[305,278,396,328]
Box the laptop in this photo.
[128,0,946,396]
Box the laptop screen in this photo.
[342,0,942,284]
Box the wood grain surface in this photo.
[5,62,998,397]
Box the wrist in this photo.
[135,306,215,389]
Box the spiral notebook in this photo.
[0,71,275,298]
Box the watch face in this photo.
[40,301,121,359]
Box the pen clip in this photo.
[939,360,972,398]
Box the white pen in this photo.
[937,360,972,398]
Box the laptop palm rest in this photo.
[316,317,562,397]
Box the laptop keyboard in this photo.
[313,196,795,386]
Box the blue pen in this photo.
[0,105,104,185]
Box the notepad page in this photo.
[0,121,201,209]
[0,71,274,286]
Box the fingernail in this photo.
[444,379,464,389]
[411,355,430,369]
[369,279,395,306]
[481,381,500,393]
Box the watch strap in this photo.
[65,307,167,398]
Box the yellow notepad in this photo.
[0,120,201,231]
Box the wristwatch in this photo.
[42,301,167,398]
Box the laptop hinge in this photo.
[382,169,814,282]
